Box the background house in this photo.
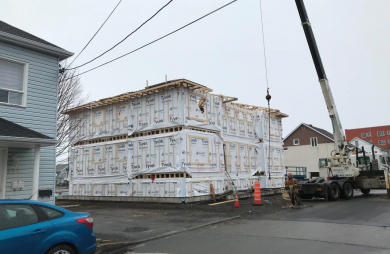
[346,125,390,149]
[349,137,389,156]
[0,20,72,203]
[283,123,334,179]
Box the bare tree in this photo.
[57,61,87,159]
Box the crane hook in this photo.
[266,88,271,105]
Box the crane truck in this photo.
[294,0,390,201]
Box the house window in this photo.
[378,140,385,145]
[387,130,390,135]
[361,133,367,138]
[310,137,318,147]
[378,131,385,137]
[367,132,371,137]
[388,139,390,144]
[283,147,288,151]
[355,141,359,148]
[0,57,28,107]
[293,139,299,145]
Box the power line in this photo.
[67,0,174,70]
[65,0,238,80]
[69,0,122,66]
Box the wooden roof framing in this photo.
[231,102,289,117]
[62,79,213,114]
[62,78,288,118]
[210,94,238,103]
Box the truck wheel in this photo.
[329,183,340,201]
[342,182,354,200]
[299,194,313,199]
[361,189,370,195]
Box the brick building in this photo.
[345,125,390,149]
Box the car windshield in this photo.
[319,159,328,167]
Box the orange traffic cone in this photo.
[234,193,240,208]
[253,181,263,206]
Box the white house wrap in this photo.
[69,86,224,144]
[65,79,288,200]
[128,130,225,179]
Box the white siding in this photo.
[283,143,334,177]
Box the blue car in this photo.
[0,200,96,254]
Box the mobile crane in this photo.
[295,0,390,200]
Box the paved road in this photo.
[125,190,390,254]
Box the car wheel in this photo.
[361,188,370,195]
[328,183,340,201]
[46,245,75,254]
[342,182,354,200]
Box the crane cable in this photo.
[259,0,272,180]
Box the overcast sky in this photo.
[1,0,389,136]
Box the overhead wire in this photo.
[66,0,174,70]
[69,0,123,67]
[64,0,238,80]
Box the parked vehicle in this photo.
[56,167,69,187]
[0,200,96,254]
[295,0,390,201]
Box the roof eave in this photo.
[283,123,334,141]
[0,31,73,61]
[0,135,59,146]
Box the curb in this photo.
[97,215,241,254]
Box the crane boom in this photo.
[295,0,348,155]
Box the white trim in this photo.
[0,148,8,199]
[310,137,318,147]
[283,123,334,142]
[0,31,73,61]
[0,56,28,107]
[377,131,385,137]
[0,135,58,145]
[293,138,300,146]
[31,145,40,201]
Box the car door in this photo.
[0,204,53,254]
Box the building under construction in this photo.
[63,79,288,202]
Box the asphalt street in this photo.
[118,190,390,254]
